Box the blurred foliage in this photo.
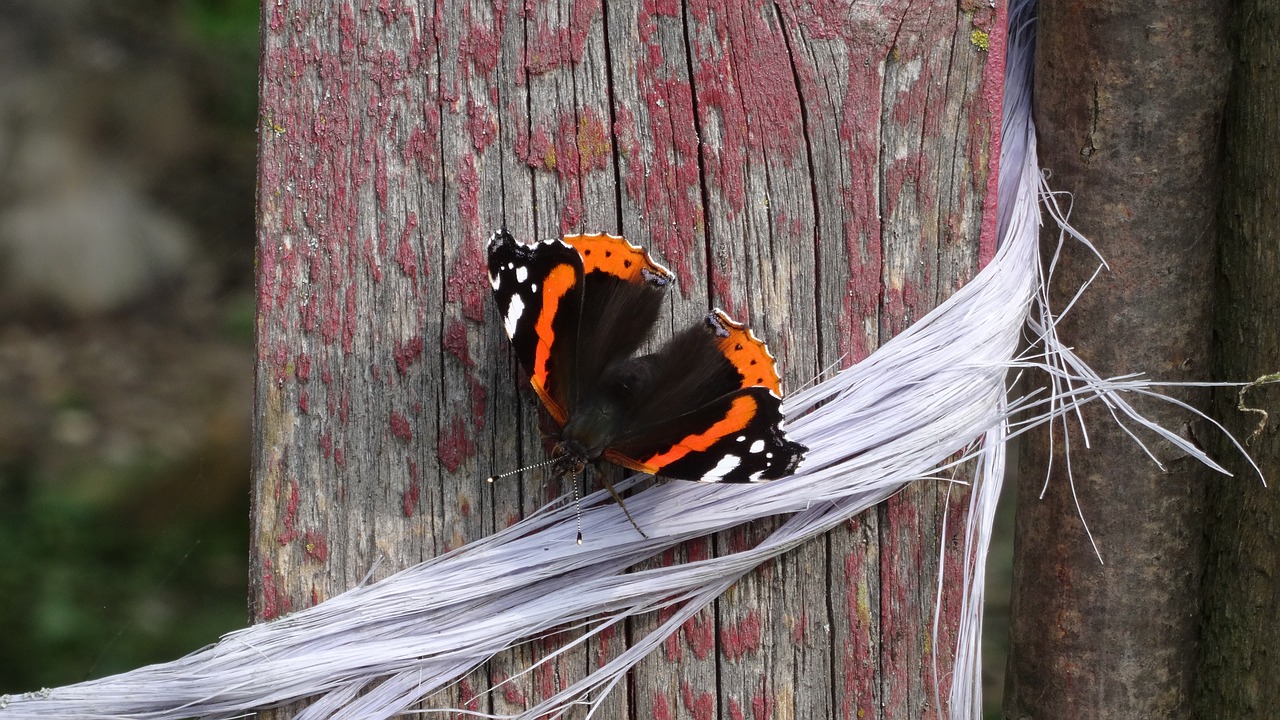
[0,0,258,695]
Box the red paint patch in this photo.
[258,558,292,621]
[721,611,762,660]
[751,692,775,720]
[295,352,312,382]
[403,459,420,517]
[395,212,421,281]
[298,390,309,413]
[303,529,329,562]
[278,478,300,545]
[652,690,673,720]
[680,680,714,720]
[683,613,715,660]
[394,335,424,374]
[390,411,412,441]
[443,320,473,367]
[446,236,489,322]
[465,97,499,152]
[438,416,476,472]
[457,678,480,712]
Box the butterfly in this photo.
[486,229,806,538]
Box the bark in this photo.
[1195,1,1280,717]
[1006,1,1228,718]
[251,1,1004,717]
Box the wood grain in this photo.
[252,0,1004,717]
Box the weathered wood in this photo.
[1196,0,1280,716]
[252,1,1004,717]
[1006,1,1229,718]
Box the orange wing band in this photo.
[529,263,577,425]
[563,234,673,284]
[640,394,758,469]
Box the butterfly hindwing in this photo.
[605,385,804,482]
[603,311,806,481]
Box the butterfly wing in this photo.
[487,230,585,424]
[487,230,674,428]
[603,310,806,482]
[561,234,674,414]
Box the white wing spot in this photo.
[736,435,747,442]
[515,266,529,283]
[749,439,765,454]
[766,452,774,459]
[489,272,501,290]
[702,454,740,481]
[530,283,537,292]
[506,262,515,270]
[748,470,766,482]
[503,294,525,338]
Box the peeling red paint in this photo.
[975,3,1008,266]
[446,235,489,322]
[438,416,476,472]
[394,335,424,374]
[493,670,526,705]
[298,390,309,413]
[652,690,673,720]
[258,558,291,621]
[403,459,420,517]
[683,613,715,660]
[722,611,762,660]
[395,212,421,281]
[457,678,480,712]
[303,529,329,562]
[443,320,473,367]
[728,698,745,720]
[457,154,482,238]
[295,352,312,382]
[278,477,300,545]
[390,411,413,441]
[465,97,499,152]
[751,692,775,720]
[680,680,714,720]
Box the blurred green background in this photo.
[0,0,258,692]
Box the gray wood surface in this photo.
[252,1,1004,717]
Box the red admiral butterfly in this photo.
[487,230,806,533]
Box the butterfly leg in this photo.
[598,476,649,540]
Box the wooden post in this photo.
[252,1,1005,717]
[1006,0,1229,718]
[1196,0,1280,715]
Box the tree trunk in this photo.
[1195,1,1280,717]
[252,1,1004,717]
[1006,1,1228,718]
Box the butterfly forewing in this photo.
[602,312,805,482]
[487,230,584,424]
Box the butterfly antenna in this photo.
[486,456,561,483]
[600,476,649,540]
[572,467,583,545]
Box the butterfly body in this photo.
[487,229,805,485]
